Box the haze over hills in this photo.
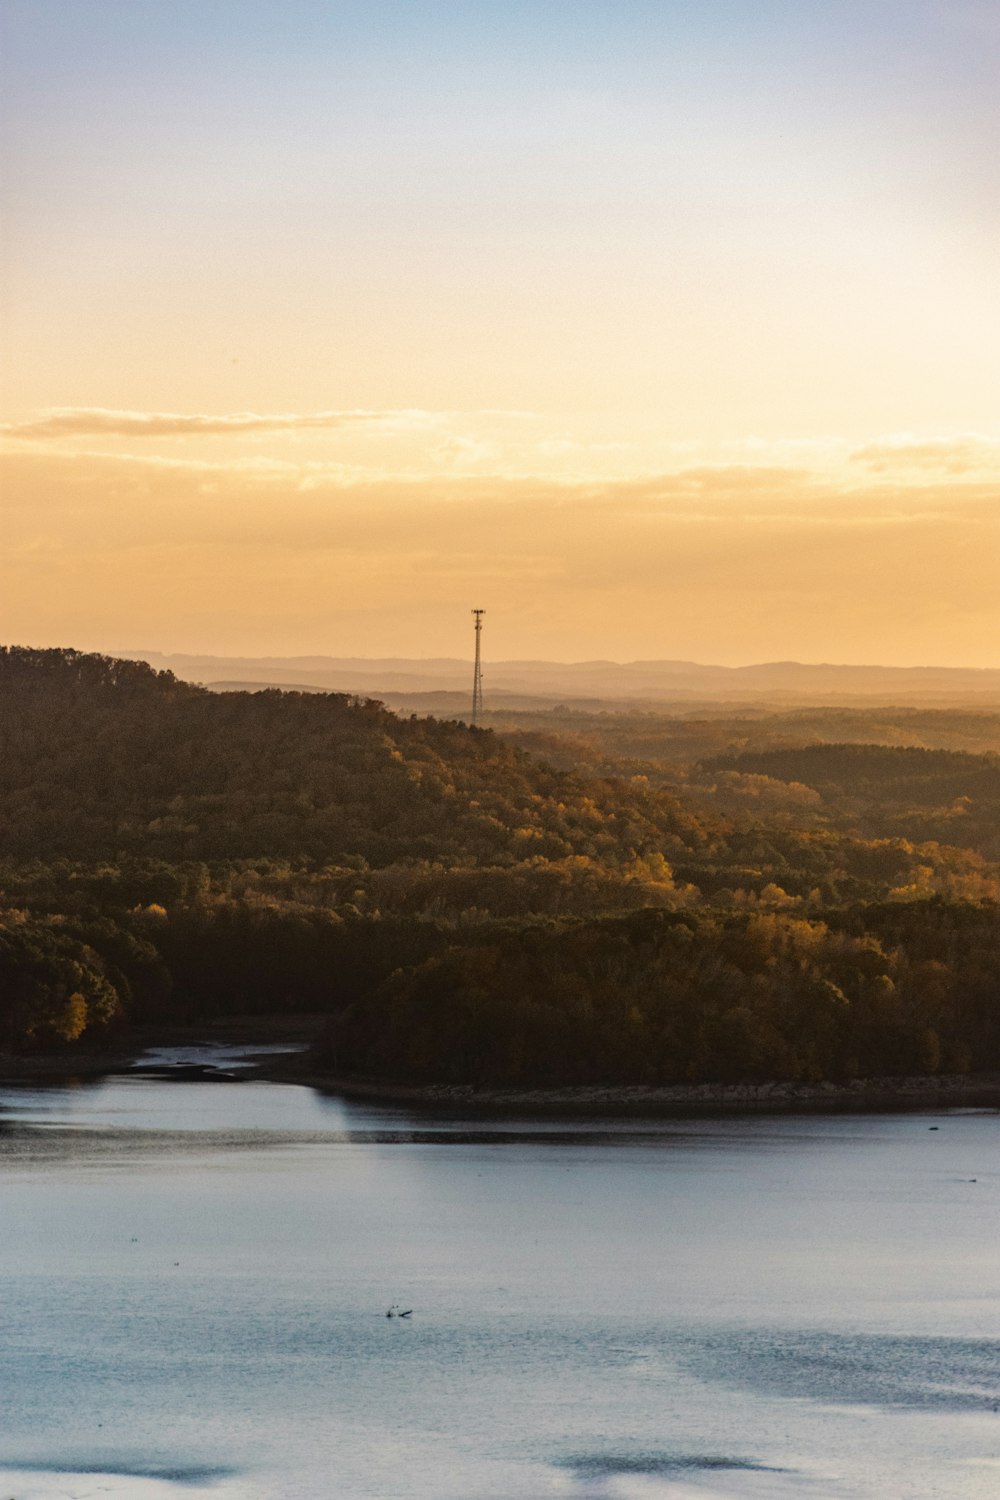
[125,651,1000,709]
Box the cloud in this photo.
[2,447,997,665]
[0,407,445,440]
[3,447,995,551]
[849,434,1000,473]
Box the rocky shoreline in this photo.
[3,1026,999,1117]
[275,1063,1000,1116]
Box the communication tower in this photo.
[470,609,485,725]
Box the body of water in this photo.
[0,1049,996,1498]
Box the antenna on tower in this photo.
[470,609,485,726]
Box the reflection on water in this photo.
[0,1048,997,1499]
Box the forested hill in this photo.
[2,647,1000,1081]
[0,646,701,865]
[700,742,1000,862]
[704,743,1000,800]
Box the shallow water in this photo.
[0,1051,997,1499]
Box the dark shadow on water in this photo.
[557,1452,785,1476]
[0,1458,236,1485]
[0,1119,704,1150]
[673,1328,1000,1412]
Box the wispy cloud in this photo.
[0,407,446,440]
[2,447,997,662]
[850,434,1000,473]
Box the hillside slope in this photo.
[0,646,700,866]
[1,648,998,1082]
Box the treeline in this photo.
[3,891,998,1085]
[321,901,1000,1086]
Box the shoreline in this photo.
[3,1022,999,1116]
[0,1015,324,1084]
[269,1059,1000,1117]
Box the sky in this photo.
[1,0,998,665]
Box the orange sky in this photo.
[2,2,998,665]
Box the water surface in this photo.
[0,1051,997,1498]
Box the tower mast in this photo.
[470,609,485,726]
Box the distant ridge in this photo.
[122,652,1000,709]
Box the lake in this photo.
[0,1048,996,1499]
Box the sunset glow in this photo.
[2,0,998,663]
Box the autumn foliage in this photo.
[1,646,998,1080]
